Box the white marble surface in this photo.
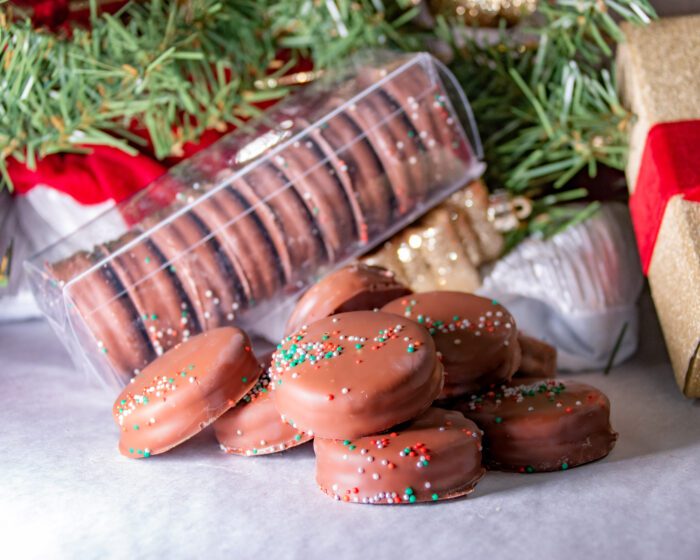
[1,294,699,560]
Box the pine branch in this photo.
[0,0,656,248]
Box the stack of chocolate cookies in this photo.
[47,57,477,385]
[112,264,618,506]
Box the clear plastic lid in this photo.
[25,50,484,390]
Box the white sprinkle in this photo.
[372,473,380,480]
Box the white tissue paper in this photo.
[478,203,644,371]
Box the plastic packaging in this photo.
[25,50,484,389]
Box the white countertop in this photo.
[1,294,699,560]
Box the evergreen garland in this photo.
[0,0,656,239]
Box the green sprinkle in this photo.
[561,463,569,471]
[452,315,459,321]
[343,440,351,446]
[241,377,247,383]
[432,493,439,501]
[407,346,415,353]
[407,130,415,138]
[404,447,411,454]
[144,257,151,264]
[120,399,126,405]
[143,450,151,458]
[133,425,139,430]
[348,445,356,451]
[181,371,187,377]
[417,315,425,323]
[150,314,157,320]
[495,417,503,424]
[355,343,363,350]
[129,448,134,454]
[422,460,429,467]
[405,487,414,495]
[253,449,258,454]
[409,495,417,503]
[322,334,329,341]
[189,365,195,370]
[294,434,302,441]
[491,299,500,306]
[526,466,535,473]
[169,265,176,273]
[137,449,143,455]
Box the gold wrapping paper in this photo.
[362,179,503,292]
[618,16,700,397]
[647,197,700,397]
[618,16,700,190]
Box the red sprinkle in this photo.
[327,394,334,401]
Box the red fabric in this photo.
[629,120,700,274]
[8,146,167,204]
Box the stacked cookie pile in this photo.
[48,57,476,386]
[113,264,618,505]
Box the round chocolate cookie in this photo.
[345,94,418,216]
[191,191,258,303]
[48,250,153,382]
[314,407,484,504]
[285,263,412,335]
[308,111,395,243]
[272,139,356,261]
[382,292,521,398]
[456,379,618,472]
[148,209,246,330]
[241,163,327,286]
[270,310,443,439]
[214,372,312,456]
[113,327,262,459]
[103,232,200,358]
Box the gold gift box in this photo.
[618,15,700,397]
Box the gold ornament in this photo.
[430,0,537,27]
[361,180,505,293]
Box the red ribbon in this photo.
[628,120,700,274]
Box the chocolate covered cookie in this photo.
[270,310,443,439]
[515,333,558,379]
[103,232,199,358]
[113,327,262,459]
[148,211,244,330]
[214,372,312,456]
[285,263,412,335]
[314,408,484,504]
[456,379,618,472]
[310,110,395,243]
[382,292,521,398]
[48,251,153,381]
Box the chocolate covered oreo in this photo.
[270,310,443,439]
[314,408,484,504]
[113,327,261,458]
[285,263,412,335]
[382,292,521,398]
[456,379,618,472]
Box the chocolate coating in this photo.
[113,327,262,458]
[285,263,412,335]
[48,251,153,381]
[455,379,618,472]
[271,311,443,439]
[314,408,484,504]
[382,292,521,398]
[515,332,558,379]
[214,374,312,456]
